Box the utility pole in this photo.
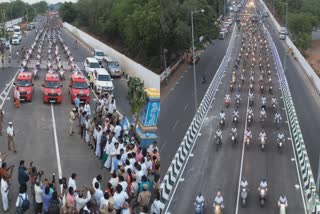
[283,2,288,72]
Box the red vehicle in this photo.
[13,72,34,102]
[69,72,90,104]
[42,72,63,104]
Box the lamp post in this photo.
[191,9,204,111]
[281,2,288,72]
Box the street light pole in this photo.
[284,2,288,72]
[191,11,197,111]
[191,9,204,111]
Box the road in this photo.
[166,6,305,214]
[159,21,233,174]
[256,0,320,183]
[0,16,131,213]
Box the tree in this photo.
[127,77,147,129]
[59,2,77,23]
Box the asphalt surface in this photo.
[166,7,305,214]
[256,0,320,185]
[0,16,131,213]
[159,22,232,174]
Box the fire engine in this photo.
[69,71,90,104]
[13,72,34,102]
[42,72,63,104]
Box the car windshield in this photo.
[109,61,119,67]
[16,80,32,87]
[96,51,104,56]
[72,81,88,89]
[13,36,18,39]
[90,62,100,68]
[98,74,111,81]
[14,29,19,32]
[45,81,60,88]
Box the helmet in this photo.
[221,110,224,113]
[241,178,246,182]
[198,192,202,197]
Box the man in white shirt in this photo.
[113,184,128,212]
[92,174,102,189]
[99,192,109,211]
[83,101,91,116]
[114,122,122,139]
[118,175,128,192]
[1,176,9,211]
[93,182,103,208]
[34,180,43,213]
[75,190,91,211]
[7,122,16,153]
[68,173,77,192]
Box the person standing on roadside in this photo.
[18,160,29,186]
[69,108,76,136]
[7,122,17,153]
[16,50,19,63]
[1,175,9,211]
[14,87,20,108]
[89,72,94,89]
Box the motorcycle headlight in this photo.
[57,93,61,96]
[44,92,48,95]
[73,93,77,96]
[86,93,90,97]
[26,91,32,94]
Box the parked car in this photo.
[0,38,10,49]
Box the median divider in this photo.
[266,27,320,213]
[159,24,237,212]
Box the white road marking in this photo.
[198,133,202,136]
[179,178,185,182]
[172,120,180,131]
[50,104,63,194]
[0,72,19,109]
[189,153,194,157]
[184,104,189,111]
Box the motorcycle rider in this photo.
[219,110,226,121]
[216,129,222,142]
[249,91,254,102]
[277,132,285,142]
[271,96,277,106]
[244,128,252,140]
[194,192,205,210]
[278,194,288,207]
[274,112,282,122]
[258,179,268,191]
[233,108,239,119]
[231,126,237,137]
[247,107,254,117]
[213,191,224,209]
[260,107,266,120]
[240,178,248,189]
[236,92,241,102]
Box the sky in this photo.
[0,0,78,4]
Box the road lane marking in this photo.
[172,120,180,131]
[50,104,63,194]
[183,104,189,111]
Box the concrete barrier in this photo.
[259,0,320,95]
[62,22,160,89]
[5,17,23,28]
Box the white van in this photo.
[14,25,21,36]
[84,57,101,75]
[11,34,20,45]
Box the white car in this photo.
[11,35,20,45]
[279,29,286,40]
[93,49,105,62]
[6,26,14,32]
[104,56,122,77]
[93,68,114,93]
[84,57,101,75]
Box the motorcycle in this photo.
[269,86,273,94]
[260,85,264,93]
[194,201,204,214]
[233,116,238,125]
[245,137,250,148]
[59,68,65,80]
[278,139,284,153]
[235,98,240,108]
[249,97,254,107]
[272,103,276,112]
[259,188,267,207]
[275,118,281,130]
[279,202,287,214]
[231,133,237,144]
[214,204,222,214]
[240,187,248,207]
[247,114,252,126]
[219,117,225,129]
[225,98,230,108]
[33,68,38,80]
[230,84,234,92]
[249,83,254,91]
[216,136,222,151]
[260,136,266,151]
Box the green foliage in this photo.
[269,0,320,49]
[59,2,77,23]
[161,0,223,67]
[127,77,146,127]
[60,0,159,73]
